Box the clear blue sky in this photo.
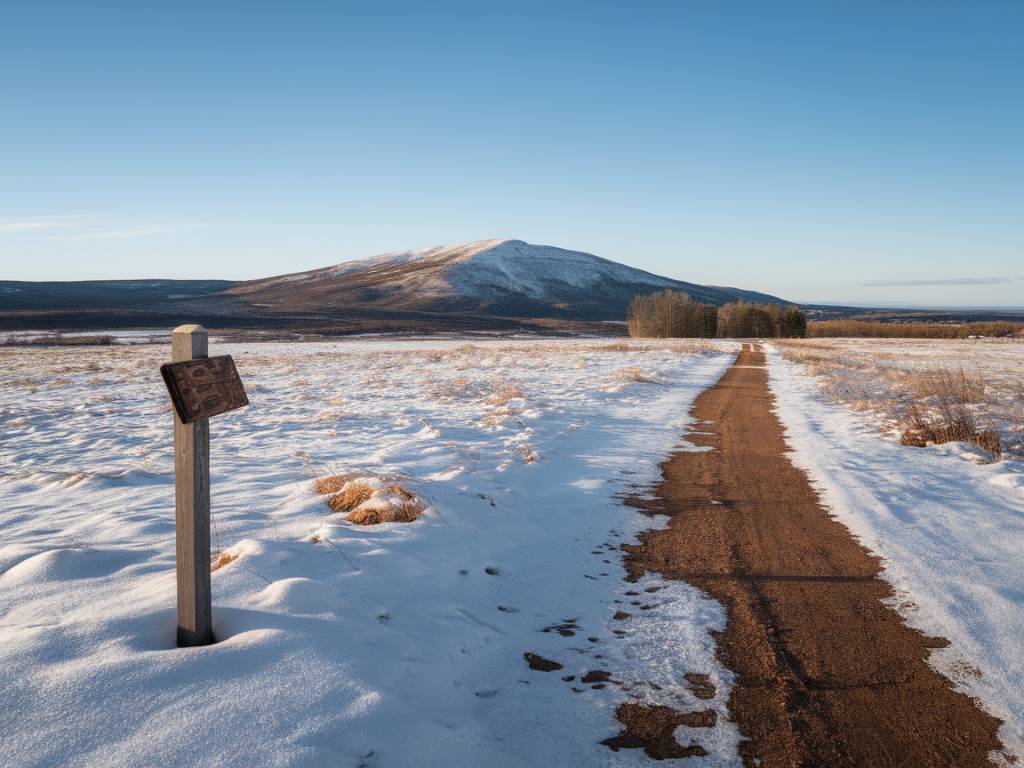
[1,1,1021,307]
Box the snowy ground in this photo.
[0,338,742,768]
[768,343,1024,763]
[3,336,1022,767]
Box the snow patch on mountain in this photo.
[325,239,508,278]
[449,240,677,299]
[224,238,791,319]
[319,239,678,301]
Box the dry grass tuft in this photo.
[899,366,999,456]
[900,401,1002,457]
[314,407,349,422]
[315,473,424,524]
[593,342,641,352]
[325,481,376,513]
[515,443,538,463]
[907,366,986,403]
[345,485,424,525]
[314,473,359,496]
[488,383,525,405]
[623,367,663,385]
[211,551,239,571]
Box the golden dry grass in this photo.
[808,319,1023,339]
[591,342,641,352]
[487,383,525,405]
[780,341,1010,458]
[907,366,986,404]
[314,473,359,495]
[314,474,424,524]
[622,366,663,385]
[324,481,376,513]
[211,551,239,571]
[900,401,1002,456]
[900,366,999,455]
[515,444,538,463]
[345,485,424,524]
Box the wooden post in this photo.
[172,324,214,646]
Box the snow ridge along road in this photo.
[625,344,1005,767]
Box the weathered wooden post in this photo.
[171,325,213,646]
[161,324,249,647]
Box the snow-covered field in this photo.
[0,338,743,768]
[2,336,1022,767]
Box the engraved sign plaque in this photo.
[160,354,249,424]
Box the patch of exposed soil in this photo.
[684,672,716,701]
[523,652,562,672]
[602,703,712,759]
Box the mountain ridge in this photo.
[0,239,794,333]
[226,238,789,319]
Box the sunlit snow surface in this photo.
[0,338,742,768]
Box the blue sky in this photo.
[1,1,1021,307]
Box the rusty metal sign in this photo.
[160,355,249,424]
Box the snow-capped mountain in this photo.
[0,239,792,333]
[228,239,787,318]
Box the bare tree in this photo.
[628,290,719,338]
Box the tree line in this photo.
[807,319,1023,339]
[627,290,807,338]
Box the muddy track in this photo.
[622,344,1003,767]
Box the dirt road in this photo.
[622,345,1003,766]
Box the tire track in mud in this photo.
[618,344,1004,766]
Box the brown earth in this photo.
[603,704,713,759]
[621,344,1004,767]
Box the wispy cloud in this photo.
[857,277,1010,287]
[0,215,91,233]
[48,224,185,241]
[0,215,199,240]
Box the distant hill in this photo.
[227,239,789,319]
[0,239,791,333]
[0,279,233,311]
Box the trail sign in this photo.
[161,355,249,424]
[162,325,249,647]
